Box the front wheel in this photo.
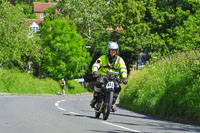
[103,91,113,120]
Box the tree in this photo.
[173,9,200,50]
[40,19,92,80]
[13,0,57,4]
[55,0,113,56]
[15,3,37,19]
[42,0,200,74]
[0,2,41,70]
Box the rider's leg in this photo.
[111,93,118,112]
[90,84,101,108]
[112,93,119,105]
[90,91,98,108]
[111,83,121,112]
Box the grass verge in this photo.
[0,68,90,95]
[120,51,200,125]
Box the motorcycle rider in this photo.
[90,42,128,111]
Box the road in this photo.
[0,94,200,133]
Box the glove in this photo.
[93,71,99,77]
[122,78,128,84]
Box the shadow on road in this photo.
[145,122,200,133]
[112,112,159,121]
[63,105,200,133]
[63,113,96,119]
[87,129,138,133]
[112,106,200,133]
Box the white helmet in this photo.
[107,42,119,53]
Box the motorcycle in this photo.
[94,71,121,120]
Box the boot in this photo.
[111,104,117,112]
[90,91,98,108]
[111,93,118,112]
[90,98,97,108]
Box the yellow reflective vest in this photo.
[92,55,127,79]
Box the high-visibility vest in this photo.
[92,55,127,78]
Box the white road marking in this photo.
[55,100,81,115]
[55,103,58,106]
[70,112,80,115]
[55,99,66,111]
[102,121,141,133]
[55,99,140,132]
[57,107,66,111]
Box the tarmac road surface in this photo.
[0,94,200,133]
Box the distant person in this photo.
[61,78,66,96]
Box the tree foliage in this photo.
[1,0,199,79]
[15,3,37,19]
[0,2,41,69]
[40,19,92,80]
[39,0,200,77]
[54,0,113,57]
[110,0,199,62]
[13,0,57,4]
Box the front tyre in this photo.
[103,91,113,120]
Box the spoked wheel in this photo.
[102,91,113,120]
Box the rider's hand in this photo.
[122,78,128,84]
[93,71,99,77]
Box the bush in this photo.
[66,80,88,94]
[120,51,200,124]
[0,68,60,94]
[0,68,90,95]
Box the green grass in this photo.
[66,80,90,94]
[120,51,200,125]
[0,68,89,95]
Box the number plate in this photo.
[106,81,114,89]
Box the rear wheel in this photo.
[103,91,113,120]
